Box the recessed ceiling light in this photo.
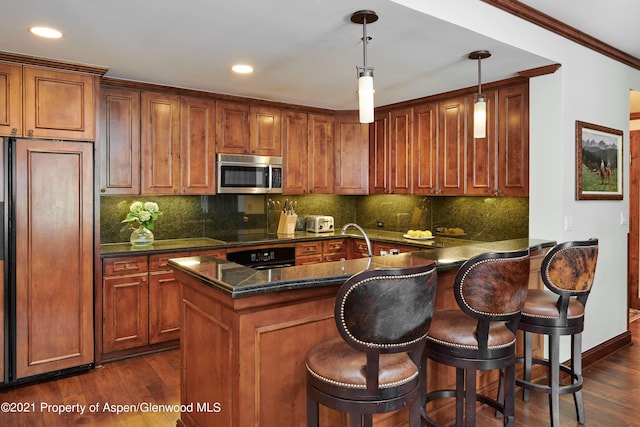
[231,64,253,74]
[29,26,63,39]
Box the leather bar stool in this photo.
[306,263,438,427]
[514,239,598,427]
[423,249,531,427]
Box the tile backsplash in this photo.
[100,194,527,243]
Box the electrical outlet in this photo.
[377,221,384,228]
[564,215,573,231]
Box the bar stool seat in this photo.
[515,239,599,427]
[306,263,438,427]
[423,249,531,427]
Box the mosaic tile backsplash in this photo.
[100,195,528,243]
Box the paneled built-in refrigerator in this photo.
[1,137,94,385]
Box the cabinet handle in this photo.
[28,129,34,137]
[11,128,17,136]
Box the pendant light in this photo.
[468,50,491,138]
[351,10,378,124]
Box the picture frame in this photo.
[575,120,623,200]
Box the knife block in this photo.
[277,213,297,235]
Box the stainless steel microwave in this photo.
[216,153,283,194]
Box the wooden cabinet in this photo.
[466,83,528,196]
[0,63,97,140]
[370,107,412,194]
[102,256,149,353]
[334,111,369,195]
[216,101,282,156]
[497,83,529,196]
[436,96,466,195]
[14,139,94,379]
[295,239,347,265]
[180,96,216,194]
[413,102,438,195]
[0,62,21,137]
[23,66,96,140]
[99,87,141,195]
[101,89,215,196]
[323,239,347,262]
[141,92,181,194]
[283,111,334,194]
[348,238,371,259]
[295,241,323,265]
[102,249,226,359]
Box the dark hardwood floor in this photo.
[1,321,639,426]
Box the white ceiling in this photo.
[1,0,639,112]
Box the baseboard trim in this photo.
[582,330,632,368]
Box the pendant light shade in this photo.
[468,50,491,139]
[351,10,378,124]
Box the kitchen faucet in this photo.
[341,223,373,257]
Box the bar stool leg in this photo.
[465,369,476,427]
[549,333,560,427]
[523,331,532,402]
[456,368,464,425]
[504,363,515,427]
[572,333,586,424]
[307,395,319,427]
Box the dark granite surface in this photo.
[168,238,554,298]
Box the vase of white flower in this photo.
[122,201,163,247]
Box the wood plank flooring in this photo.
[0,321,639,426]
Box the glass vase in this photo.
[130,225,154,247]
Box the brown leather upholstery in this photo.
[306,262,438,427]
[516,239,599,427]
[423,249,531,427]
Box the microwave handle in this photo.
[267,165,273,191]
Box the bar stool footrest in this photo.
[516,356,584,395]
[423,389,510,427]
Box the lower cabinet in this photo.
[101,249,226,360]
[295,239,348,265]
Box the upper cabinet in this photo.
[0,62,21,137]
[334,111,369,195]
[141,92,181,195]
[100,87,216,195]
[437,96,466,196]
[466,82,529,196]
[0,62,99,140]
[282,111,333,195]
[99,87,141,195]
[412,102,437,195]
[216,101,282,156]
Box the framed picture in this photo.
[576,120,623,200]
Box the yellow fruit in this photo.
[423,230,432,237]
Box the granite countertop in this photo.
[168,238,554,298]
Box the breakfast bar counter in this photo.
[169,238,553,427]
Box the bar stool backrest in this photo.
[335,263,438,354]
[541,239,599,312]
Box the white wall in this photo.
[394,0,640,355]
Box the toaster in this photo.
[305,215,334,233]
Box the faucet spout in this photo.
[341,223,373,257]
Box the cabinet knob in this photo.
[11,128,17,136]
[100,188,106,193]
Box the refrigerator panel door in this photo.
[13,138,94,379]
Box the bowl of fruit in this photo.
[403,229,434,240]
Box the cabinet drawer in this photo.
[296,254,324,266]
[149,251,190,271]
[192,248,227,260]
[296,241,322,256]
[103,256,148,276]
[323,239,347,254]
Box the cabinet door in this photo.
[497,83,529,196]
[102,274,149,353]
[389,107,413,194]
[438,97,466,195]
[283,111,308,194]
[23,66,96,140]
[369,110,389,194]
[323,239,347,262]
[216,101,250,154]
[14,139,94,378]
[307,113,334,194]
[466,89,497,196]
[99,87,141,195]
[334,112,369,195]
[180,96,216,194]
[0,62,21,137]
[141,92,180,194]
[413,102,437,195]
[149,271,181,344]
[250,105,281,156]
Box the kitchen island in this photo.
[169,238,553,427]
